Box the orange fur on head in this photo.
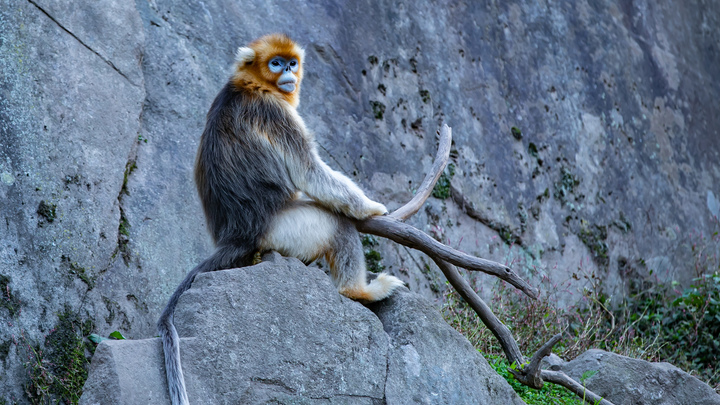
[232,33,305,107]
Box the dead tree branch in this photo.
[357,216,538,298]
[542,370,614,405]
[356,124,614,405]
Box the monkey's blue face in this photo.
[269,57,300,93]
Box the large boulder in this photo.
[80,253,525,404]
[559,349,720,405]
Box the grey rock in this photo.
[560,349,720,405]
[540,353,565,371]
[80,254,524,404]
[370,289,526,405]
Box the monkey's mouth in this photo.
[278,80,296,93]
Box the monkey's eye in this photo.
[268,57,286,73]
[288,59,299,72]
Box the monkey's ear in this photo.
[235,47,256,65]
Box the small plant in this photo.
[0,274,21,317]
[369,101,385,120]
[36,200,57,225]
[361,235,385,273]
[431,163,456,200]
[88,330,126,344]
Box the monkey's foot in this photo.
[340,273,404,303]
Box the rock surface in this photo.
[560,349,720,405]
[1,0,720,400]
[79,253,525,404]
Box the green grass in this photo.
[486,354,583,404]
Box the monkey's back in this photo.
[195,82,297,256]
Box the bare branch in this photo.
[358,216,539,299]
[510,333,563,388]
[433,258,525,364]
[542,370,615,405]
[390,124,452,221]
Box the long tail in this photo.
[157,245,251,405]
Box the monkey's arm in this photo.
[285,145,387,220]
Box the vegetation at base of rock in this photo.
[431,163,456,199]
[486,354,584,404]
[442,227,720,394]
[24,308,94,405]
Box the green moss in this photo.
[36,200,57,224]
[25,307,93,405]
[0,339,11,363]
[497,224,521,246]
[118,208,131,265]
[517,203,528,233]
[536,188,550,203]
[70,263,94,290]
[377,83,386,96]
[0,274,20,317]
[367,55,378,65]
[612,211,632,234]
[432,163,456,199]
[369,101,385,120]
[121,160,137,196]
[578,220,609,266]
[118,214,130,237]
[553,166,580,205]
[361,235,385,273]
[528,142,538,158]
[61,256,95,290]
[419,89,431,103]
[511,126,522,140]
[421,263,443,293]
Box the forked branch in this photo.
[357,124,614,405]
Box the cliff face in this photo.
[1,0,719,400]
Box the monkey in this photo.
[157,33,404,405]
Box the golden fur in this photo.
[232,33,305,107]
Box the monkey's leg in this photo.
[260,201,404,303]
[326,216,404,303]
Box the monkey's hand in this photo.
[347,198,388,220]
